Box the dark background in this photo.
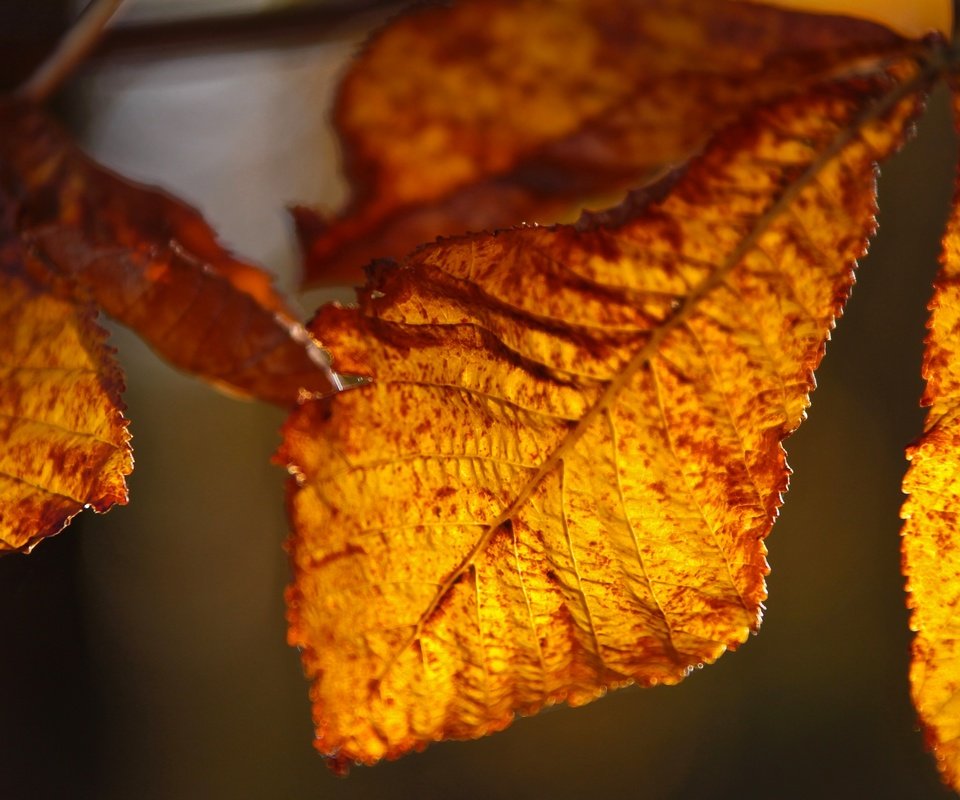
[1,2,958,798]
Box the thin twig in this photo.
[16,0,125,103]
[93,0,412,61]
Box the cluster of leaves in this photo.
[0,97,337,551]
[5,0,960,792]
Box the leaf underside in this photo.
[280,57,927,766]
[902,76,960,794]
[295,0,909,286]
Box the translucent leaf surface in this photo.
[295,0,912,285]
[902,77,960,794]
[280,58,928,766]
[0,257,131,553]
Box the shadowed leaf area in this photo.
[294,0,913,286]
[0,99,334,550]
[902,76,960,796]
[0,99,334,407]
[279,52,929,767]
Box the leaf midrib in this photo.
[371,53,941,689]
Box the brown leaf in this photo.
[279,55,930,766]
[0,251,131,554]
[901,76,960,794]
[0,99,334,406]
[296,0,913,285]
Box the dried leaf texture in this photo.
[297,0,910,285]
[0,100,333,406]
[902,78,960,794]
[0,259,131,553]
[281,62,927,765]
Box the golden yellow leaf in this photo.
[296,0,914,285]
[0,257,131,554]
[279,55,933,767]
[901,78,960,794]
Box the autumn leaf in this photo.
[0,251,131,554]
[0,155,130,554]
[0,95,336,551]
[0,98,335,406]
[279,49,934,766]
[901,77,960,794]
[294,0,918,286]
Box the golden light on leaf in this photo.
[901,78,960,795]
[296,0,911,285]
[280,56,930,767]
[0,262,131,554]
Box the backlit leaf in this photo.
[0,254,131,554]
[280,56,930,766]
[0,99,334,406]
[901,77,960,794]
[295,0,913,285]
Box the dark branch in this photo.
[93,0,417,61]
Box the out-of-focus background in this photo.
[1,1,958,797]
